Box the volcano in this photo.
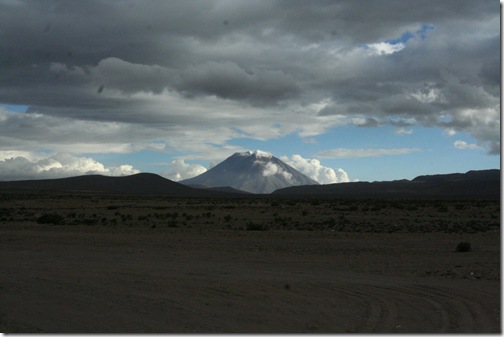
[180,150,319,194]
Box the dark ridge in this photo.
[0,169,499,199]
[412,169,500,183]
[272,169,500,199]
[0,173,245,197]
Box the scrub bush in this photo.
[456,241,471,252]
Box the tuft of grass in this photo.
[456,241,471,252]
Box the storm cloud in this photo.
[0,0,499,161]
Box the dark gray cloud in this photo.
[172,60,301,105]
[0,0,499,155]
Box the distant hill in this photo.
[0,173,244,197]
[180,150,318,194]
[0,169,499,199]
[272,169,500,199]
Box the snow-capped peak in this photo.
[237,150,273,159]
[181,150,319,193]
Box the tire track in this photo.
[411,284,500,332]
[328,282,499,333]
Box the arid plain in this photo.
[0,192,500,333]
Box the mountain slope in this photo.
[0,173,241,197]
[181,150,319,194]
[272,169,500,199]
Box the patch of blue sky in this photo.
[360,23,435,56]
[313,124,419,149]
[306,124,497,182]
[386,23,435,45]
[416,24,435,39]
[323,151,430,182]
[386,31,415,45]
[0,104,29,112]
[323,145,498,182]
[230,124,435,160]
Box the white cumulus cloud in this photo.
[160,159,207,181]
[261,161,293,182]
[0,152,140,181]
[281,154,350,184]
[453,140,481,150]
[110,165,140,176]
[363,42,405,56]
[394,128,413,135]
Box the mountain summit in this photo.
[180,150,319,194]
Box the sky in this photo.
[0,0,500,183]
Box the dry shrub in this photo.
[456,241,471,252]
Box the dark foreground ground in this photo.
[0,193,500,333]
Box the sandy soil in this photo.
[0,195,500,333]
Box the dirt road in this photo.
[1,224,500,333]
